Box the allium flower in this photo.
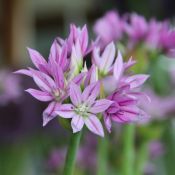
[15,23,149,136]
[94,10,124,47]
[125,13,148,43]
[102,50,149,132]
[56,82,113,136]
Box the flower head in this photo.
[103,51,150,132]
[94,11,124,47]
[56,82,113,136]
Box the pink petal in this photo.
[101,42,115,72]
[125,74,149,89]
[49,40,61,63]
[30,69,56,92]
[71,115,84,133]
[25,88,53,102]
[82,82,100,106]
[70,82,82,106]
[27,48,47,69]
[92,47,101,68]
[55,104,75,118]
[14,69,32,77]
[80,25,88,54]
[113,50,123,83]
[72,72,86,85]
[84,114,104,137]
[104,113,112,133]
[124,57,136,70]
[50,62,64,89]
[43,102,61,126]
[89,99,113,113]
[84,64,98,87]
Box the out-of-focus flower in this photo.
[0,70,22,106]
[56,82,113,137]
[47,134,97,172]
[94,11,124,47]
[149,140,165,159]
[103,51,149,132]
[125,13,148,43]
[140,88,175,121]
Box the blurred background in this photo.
[0,0,175,175]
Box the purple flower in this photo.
[94,10,124,47]
[125,13,148,43]
[56,82,113,136]
[149,140,165,159]
[140,88,175,121]
[103,51,150,132]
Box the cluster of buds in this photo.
[94,11,175,57]
[16,24,149,136]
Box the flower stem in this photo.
[97,137,108,175]
[135,142,149,175]
[122,124,135,175]
[63,131,82,175]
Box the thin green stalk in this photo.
[63,131,82,175]
[122,124,135,175]
[135,142,149,175]
[97,137,108,175]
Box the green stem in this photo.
[63,131,82,175]
[97,137,108,175]
[135,142,149,175]
[122,124,135,175]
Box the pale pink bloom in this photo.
[94,10,124,47]
[125,13,148,43]
[140,88,175,121]
[56,82,113,137]
[145,20,162,49]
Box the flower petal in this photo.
[30,69,56,92]
[101,42,115,72]
[84,114,104,137]
[71,115,84,133]
[14,69,32,77]
[82,82,100,106]
[27,48,47,70]
[93,47,101,68]
[43,102,61,126]
[125,74,149,89]
[89,99,113,113]
[104,113,112,133]
[80,25,88,54]
[25,88,53,102]
[55,104,75,118]
[113,50,123,83]
[50,62,65,89]
[70,82,82,106]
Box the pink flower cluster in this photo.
[94,11,175,57]
[16,24,149,136]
